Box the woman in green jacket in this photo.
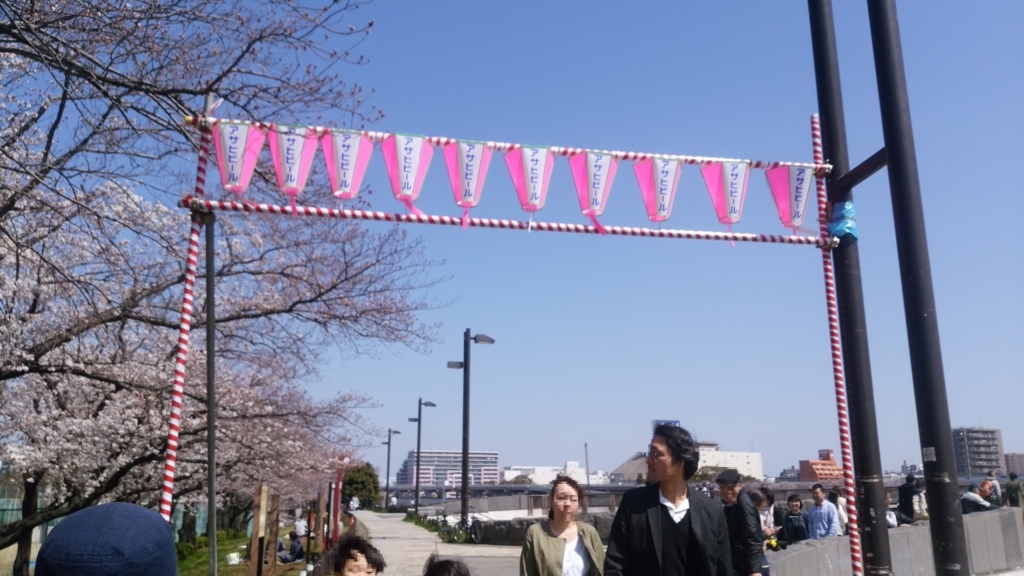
[520,476,605,576]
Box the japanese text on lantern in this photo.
[339,133,354,190]
[284,134,299,185]
[226,125,242,184]
[793,167,807,220]
[401,137,414,191]
[528,149,542,202]
[728,163,741,216]
[657,159,672,214]
[462,143,476,200]
[591,154,605,208]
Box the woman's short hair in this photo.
[787,493,803,507]
[652,423,700,480]
[548,475,585,520]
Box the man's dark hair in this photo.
[423,553,470,576]
[1011,472,1019,481]
[288,531,299,541]
[748,489,766,508]
[787,493,802,507]
[548,475,585,520]
[334,535,386,573]
[906,474,916,483]
[811,483,825,493]
[760,486,775,505]
[652,423,700,480]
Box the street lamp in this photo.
[409,398,437,516]
[382,429,401,511]
[447,328,495,525]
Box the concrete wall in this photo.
[769,508,1024,576]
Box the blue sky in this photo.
[295,1,1023,480]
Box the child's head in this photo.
[334,535,386,575]
[423,553,471,576]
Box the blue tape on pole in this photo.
[827,200,858,240]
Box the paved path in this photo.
[356,513,518,576]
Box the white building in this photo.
[698,443,763,480]
[502,461,608,485]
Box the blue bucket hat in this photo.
[35,502,177,576]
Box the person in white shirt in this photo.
[293,517,307,537]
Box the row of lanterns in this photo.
[211,120,817,233]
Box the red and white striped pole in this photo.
[159,113,212,521]
[812,113,862,576]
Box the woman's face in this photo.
[552,482,580,522]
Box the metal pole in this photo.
[584,443,591,492]
[865,2,968,573]
[807,1,892,574]
[204,117,218,575]
[415,399,424,516]
[384,429,392,511]
[461,328,471,526]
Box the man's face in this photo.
[718,483,741,504]
[340,552,376,576]
[646,436,683,483]
[788,499,802,513]
[812,488,826,505]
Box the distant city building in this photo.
[697,443,763,479]
[778,467,800,482]
[396,450,500,485]
[799,449,843,482]
[1005,453,1024,476]
[502,461,609,485]
[610,452,648,485]
[900,461,922,475]
[952,427,1005,477]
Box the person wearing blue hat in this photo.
[961,483,999,514]
[35,502,177,576]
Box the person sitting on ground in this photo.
[807,483,842,540]
[278,531,304,564]
[961,483,1001,514]
[335,534,387,575]
[35,502,177,576]
[884,492,915,527]
[783,494,810,546]
[424,553,471,576]
[520,475,605,576]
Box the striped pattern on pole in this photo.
[178,196,832,248]
[812,113,863,576]
[160,120,211,521]
[182,115,831,174]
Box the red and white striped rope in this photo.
[179,196,833,248]
[812,113,862,576]
[160,122,212,521]
[184,115,831,173]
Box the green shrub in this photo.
[175,542,196,561]
[195,535,209,549]
[216,529,228,542]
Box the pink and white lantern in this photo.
[321,128,374,207]
[211,120,267,197]
[443,140,493,228]
[505,146,555,214]
[569,151,619,234]
[701,161,751,226]
[267,124,319,214]
[765,165,814,233]
[382,133,434,216]
[634,157,682,223]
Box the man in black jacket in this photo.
[605,424,734,576]
[716,469,763,576]
[897,474,920,519]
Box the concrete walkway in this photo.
[356,512,518,576]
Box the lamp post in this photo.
[382,429,401,511]
[332,456,350,545]
[409,399,437,517]
[447,328,495,525]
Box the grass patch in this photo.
[177,532,309,576]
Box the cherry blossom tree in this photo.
[0,1,440,573]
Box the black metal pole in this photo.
[461,328,471,526]
[415,399,423,516]
[384,430,394,511]
[807,1,892,574]
[205,213,218,576]
[865,2,968,573]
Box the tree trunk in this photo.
[13,478,39,576]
